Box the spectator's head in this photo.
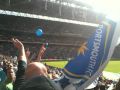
[20,76,59,90]
[2,57,16,83]
[6,63,16,82]
[25,62,48,80]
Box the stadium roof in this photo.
[0,0,99,23]
[0,0,100,41]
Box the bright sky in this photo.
[78,0,120,21]
[77,0,120,45]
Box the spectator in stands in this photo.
[113,79,120,90]
[0,58,7,84]
[51,71,59,80]
[12,38,59,90]
[0,56,15,90]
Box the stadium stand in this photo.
[0,0,119,59]
[0,12,97,59]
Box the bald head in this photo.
[25,62,48,80]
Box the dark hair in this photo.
[20,76,59,90]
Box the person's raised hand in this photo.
[12,38,24,50]
[12,38,27,61]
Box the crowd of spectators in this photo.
[0,38,59,90]
[0,53,120,90]
[0,36,81,60]
[0,42,78,60]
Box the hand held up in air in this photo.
[11,38,27,63]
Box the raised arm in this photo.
[12,38,27,63]
[35,43,47,62]
[36,43,48,62]
[12,38,27,90]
